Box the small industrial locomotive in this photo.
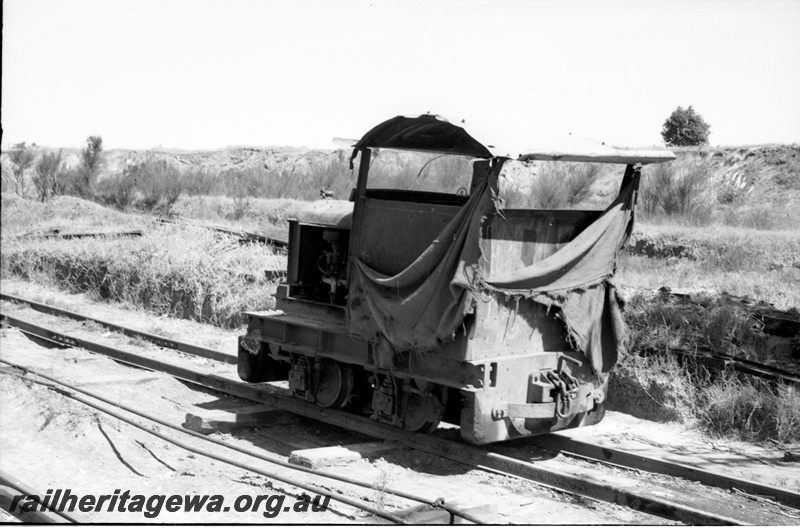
[237,114,675,444]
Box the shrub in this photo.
[222,169,255,220]
[131,158,184,212]
[638,177,661,219]
[181,168,218,196]
[95,156,185,214]
[217,158,355,202]
[60,167,89,197]
[773,170,800,190]
[528,165,564,209]
[526,162,602,209]
[95,172,136,209]
[78,135,103,197]
[563,163,602,207]
[6,142,36,198]
[641,156,711,223]
[661,106,711,146]
[659,160,708,216]
[32,150,65,202]
[307,156,354,198]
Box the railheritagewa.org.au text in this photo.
[9,489,331,518]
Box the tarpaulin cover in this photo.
[347,165,638,374]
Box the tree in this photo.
[79,135,104,195]
[33,149,65,202]
[7,142,36,197]
[661,106,711,147]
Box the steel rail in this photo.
[0,292,236,365]
[155,217,288,248]
[688,348,800,385]
[642,344,800,385]
[530,434,800,510]
[0,486,69,523]
[0,312,747,525]
[7,228,144,241]
[7,289,796,389]
[620,286,800,343]
[0,360,483,525]
[0,366,407,525]
[0,469,82,523]
[4,293,798,507]
[0,486,68,524]
[44,230,144,240]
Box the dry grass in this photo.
[9,292,80,313]
[1,192,144,237]
[1,200,284,327]
[611,349,800,443]
[170,195,305,231]
[621,223,800,310]
[609,349,697,423]
[611,292,800,443]
[619,254,800,311]
[624,292,776,362]
[699,377,800,442]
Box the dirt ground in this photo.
[1,277,798,524]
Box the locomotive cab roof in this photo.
[349,113,676,165]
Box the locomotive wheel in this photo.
[313,358,354,409]
[401,392,444,433]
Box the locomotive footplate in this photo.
[240,311,488,390]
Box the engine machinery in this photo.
[237,114,675,444]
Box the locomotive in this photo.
[237,114,675,444]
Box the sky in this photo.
[3,0,800,151]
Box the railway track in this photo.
[4,290,796,388]
[2,295,800,524]
[651,345,800,385]
[0,363,471,524]
[2,295,799,524]
[155,217,288,248]
[0,292,236,365]
[1,298,798,524]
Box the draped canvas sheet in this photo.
[347,165,637,374]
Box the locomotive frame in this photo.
[237,114,675,444]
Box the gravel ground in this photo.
[1,277,798,524]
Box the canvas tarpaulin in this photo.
[347,164,639,374]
